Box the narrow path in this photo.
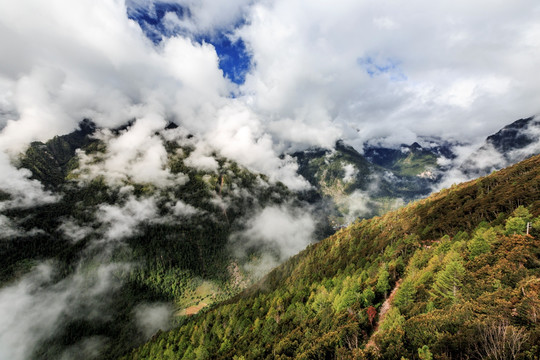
[366,279,402,349]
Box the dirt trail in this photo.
[366,279,402,349]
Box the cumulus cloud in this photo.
[0,215,43,239]
[58,218,94,243]
[2,0,538,200]
[435,117,540,190]
[342,163,358,183]
[75,117,189,187]
[147,0,254,36]
[236,0,540,147]
[203,103,311,190]
[183,141,220,173]
[172,200,200,217]
[505,120,540,163]
[231,204,316,277]
[134,303,173,338]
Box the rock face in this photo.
[485,116,538,154]
[461,116,540,177]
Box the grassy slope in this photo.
[124,154,540,359]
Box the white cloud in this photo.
[234,204,316,260]
[58,218,93,243]
[0,0,540,209]
[134,303,173,338]
[172,200,199,217]
[0,215,43,239]
[236,0,540,146]
[97,196,160,240]
[0,152,59,211]
[0,262,130,360]
[161,0,254,35]
[183,141,219,172]
[76,117,189,187]
[202,102,311,190]
[342,163,358,183]
[373,17,399,30]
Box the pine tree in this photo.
[432,258,465,301]
[377,265,391,298]
[394,279,415,310]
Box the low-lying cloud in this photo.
[231,204,316,276]
[0,152,59,211]
[0,262,130,360]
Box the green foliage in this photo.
[394,279,415,311]
[376,265,391,298]
[2,123,333,360]
[431,253,465,303]
[505,216,528,235]
[108,154,540,359]
[379,307,405,332]
[505,205,532,235]
[417,345,433,360]
[362,287,375,307]
[467,226,497,259]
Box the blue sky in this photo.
[126,1,251,84]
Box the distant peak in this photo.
[77,118,96,135]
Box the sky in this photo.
[0,0,539,179]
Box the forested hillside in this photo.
[0,121,330,359]
[125,154,540,359]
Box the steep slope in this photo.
[461,116,540,177]
[125,154,540,359]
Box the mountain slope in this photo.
[0,120,330,360]
[292,141,435,226]
[460,116,540,177]
[125,154,540,359]
[364,139,455,178]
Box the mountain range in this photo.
[0,115,539,359]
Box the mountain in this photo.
[125,153,540,359]
[292,140,446,227]
[0,120,331,360]
[460,116,540,177]
[364,138,456,178]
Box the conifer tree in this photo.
[377,265,391,299]
[432,258,465,301]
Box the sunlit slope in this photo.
[125,154,540,359]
